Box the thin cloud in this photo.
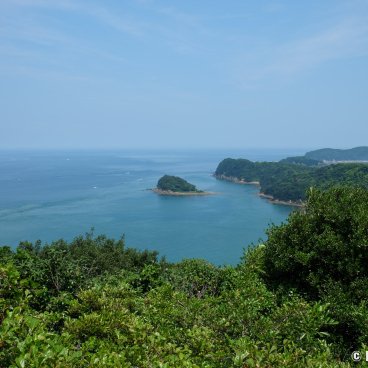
[274,18,368,73]
[235,16,368,88]
[1,0,76,10]
[0,64,95,82]
[0,0,137,77]
[84,5,147,37]
[1,18,72,46]
[1,0,147,37]
[1,0,214,56]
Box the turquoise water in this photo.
[0,149,301,265]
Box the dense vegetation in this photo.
[279,156,321,166]
[1,187,367,366]
[157,175,200,192]
[215,158,368,202]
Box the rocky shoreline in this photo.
[152,188,214,196]
[258,193,304,207]
[214,174,304,207]
[214,174,260,186]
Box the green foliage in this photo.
[279,156,321,166]
[166,259,227,298]
[264,187,368,295]
[157,175,199,192]
[215,157,368,201]
[0,246,13,264]
[0,264,23,323]
[232,298,340,368]
[215,158,260,182]
[13,233,161,296]
[3,187,368,366]
[263,187,368,356]
[0,242,349,367]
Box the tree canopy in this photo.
[215,158,368,202]
[157,175,199,192]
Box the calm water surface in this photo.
[0,149,304,264]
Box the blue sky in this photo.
[0,0,367,150]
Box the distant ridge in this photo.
[280,147,368,165]
[305,147,368,161]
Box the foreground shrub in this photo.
[263,186,368,356]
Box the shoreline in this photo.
[152,188,215,196]
[258,193,304,208]
[214,174,304,207]
[213,174,260,186]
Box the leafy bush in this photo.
[12,233,162,298]
[263,187,368,355]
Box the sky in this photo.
[0,0,367,150]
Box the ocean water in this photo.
[0,149,303,265]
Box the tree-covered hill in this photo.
[305,146,368,161]
[215,158,368,202]
[279,156,321,166]
[280,146,368,165]
[156,175,200,192]
[1,187,367,366]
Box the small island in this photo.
[153,175,212,196]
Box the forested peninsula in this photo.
[1,187,368,366]
[215,149,368,204]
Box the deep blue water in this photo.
[0,149,304,265]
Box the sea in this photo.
[0,148,305,265]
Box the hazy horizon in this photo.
[0,146,340,154]
[1,0,367,150]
